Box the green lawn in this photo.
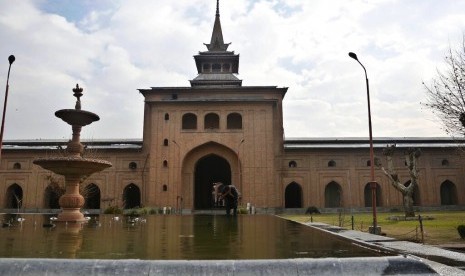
[281,211,465,245]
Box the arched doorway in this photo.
[44,185,61,209]
[364,183,381,207]
[325,181,342,208]
[285,182,303,208]
[123,183,141,209]
[5,184,23,209]
[84,183,101,209]
[195,154,231,209]
[440,180,457,205]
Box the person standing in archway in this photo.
[219,183,239,216]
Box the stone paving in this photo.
[306,222,465,276]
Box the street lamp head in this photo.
[348,52,358,60]
[8,55,15,65]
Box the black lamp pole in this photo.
[0,55,15,160]
[348,52,378,234]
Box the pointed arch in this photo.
[5,184,23,209]
[194,154,231,209]
[325,181,342,208]
[440,180,457,205]
[123,183,141,209]
[84,183,101,209]
[182,141,239,209]
[44,185,61,209]
[364,183,381,207]
[285,182,303,208]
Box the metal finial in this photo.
[72,84,83,110]
[216,0,219,16]
[8,55,15,65]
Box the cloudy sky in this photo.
[0,0,464,140]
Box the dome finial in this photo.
[72,84,83,110]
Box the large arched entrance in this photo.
[123,183,141,209]
[285,182,303,208]
[5,184,23,209]
[194,154,231,209]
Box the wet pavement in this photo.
[305,222,465,275]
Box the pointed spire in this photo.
[205,0,229,51]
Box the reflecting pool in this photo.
[0,214,390,260]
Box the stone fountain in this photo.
[33,84,112,222]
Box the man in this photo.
[219,183,239,216]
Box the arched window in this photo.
[163,160,168,167]
[364,182,381,207]
[123,184,141,209]
[163,139,169,146]
[212,63,221,72]
[5,184,23,209]
[227,113,242,129]
[162,185,168,192]
[202,63,211,73]
[182,113,197,129]
[325,181,342,208]
[13,162,21,170]
[285,182,303,208]
[440,180,457,205]
[204,113,220,129]
[164,113,170,121]
[328,160,336,167]
[441,159,449,166]
[288,161,297,168]
[83,183,101,209]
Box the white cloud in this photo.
[0,0,464,140]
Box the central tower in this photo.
[190,0,241,87]
[139,0,287,212]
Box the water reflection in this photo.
[0,214,390,260]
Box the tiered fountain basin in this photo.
[34,157,112,222]
[33,157,112,176]
[55,109,99,126]
[33,84,112,222]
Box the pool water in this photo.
[0,214,390,260]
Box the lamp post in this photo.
[0,55,15,161]
[348,52,379,234]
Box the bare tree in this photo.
[423,35,465,136]
[376,146,421,217]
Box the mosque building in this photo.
[0,2,463,213]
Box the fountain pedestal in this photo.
[58,175,85,221]
[33,84,112,222]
